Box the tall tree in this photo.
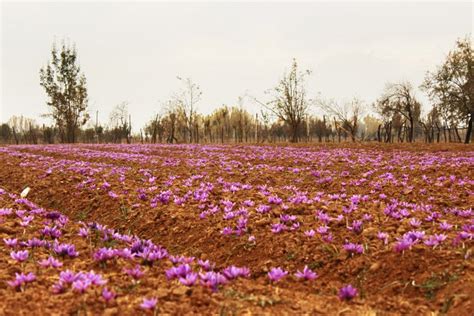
[257,59,311,143]
[39,41,89,143]
[375,82,421,143]
[421,37,473,143]
[174,77,202,143]
[108,102,131,143]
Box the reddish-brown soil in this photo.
[0,143,472,315]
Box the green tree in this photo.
[421,37,473,143]
[40,41,89,143]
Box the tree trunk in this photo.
[454,126,462,143]
[465,114,473,144]
[290,123,299,143]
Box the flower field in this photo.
[0,144,472,315]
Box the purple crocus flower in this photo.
[51,281,66,294]
[124,265,145,280]
[165,264,192,280]
[439,221,453,231]
[221,227,233,235]
[179,272,198,286]
[86,271,107,286]
[394,238,414,253]
[93,247,116,262]
[108,191,119,199]
[295,266,318,280]
[271,223,287,234]
[78,227,90,237]
[197,259,215,271]
[40,225,62,239]
[23,237,47,248]
[7,272,36,289]
[10,250,29,262]
[222,266,250,279]
[140,297,158,310]
[59,270,79,284]
[268,267,288,282]
[102,287,116,303]
[343,243,364,256]
[424,234,447,248]
[409,218,422,228]
[116,248,134,260]
[304,229,315,238]
[72,279,91,294]
[377,232,389,244]
[38,256,63,268]
[45,211,61,221]
[348,220,363,234]
[200,271,228,292]
[3,238,18,248]
[53,242,78,258]
[339,284,358,301]
[316,225,330,235]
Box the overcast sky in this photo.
[1,1,472,130]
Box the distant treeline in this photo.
[1,36,473,144]
[1,108,470,145]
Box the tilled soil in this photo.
[0,143,472,315]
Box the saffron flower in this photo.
[222,266,250,279]
[348,220,363,234]
[53,242,78,257]
[59,270,79,284]
[38,256,63,268]
[409,218,422,228]
[295,266,318,281]
[343,243,364,255]
[200,271,227,292]
[339,284,358,301]
[140,297,158,310]
[179,272,198,286]
[4,238,18,248]
[317,225,330,235]
[268,267,288,282]
[165,264,192,280]
[198,259,215,271]
[23,237,47,248]
[72,279,91,293]
[10,250,29,262]
[51,281,66,294]
[271,223,286,234]
[86,270,107,286]
[439,221,453,231]
[8,272,36,289]
[78,227,90,237]
[394,238,414,253]
[93,247,116,262]
[102,287,116,303]
[124,265,145,280]
[377,232,389,244]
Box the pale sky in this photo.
[1,1,473,131]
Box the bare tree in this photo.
[319,98,364,142]
[174,77,202,143]
[255,59,311,142]
[108,102,131,143]
[375,82,421,143]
